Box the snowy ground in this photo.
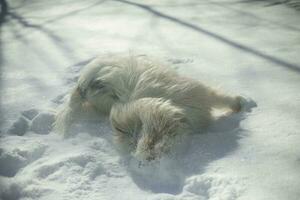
[1,0,300,199]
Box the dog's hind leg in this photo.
[209,90,243,112]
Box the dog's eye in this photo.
[115,126,129,135]
[90,80,105,90]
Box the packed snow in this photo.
[1,0,300,200]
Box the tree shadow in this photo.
[0,0,8,133]
[114,0,300,74]
[2,0,108,71]
[40,0,107,26]
[7,11,76,62]
[152,0,300,32]
[124,111,251,194]
[240,0,300,11]
[206,0,300,32]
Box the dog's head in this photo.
[110,98,189,162]
[76,59,121,114]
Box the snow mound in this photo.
[0,137,47,177]
[7,109,55,136]
[182,174,245,200]
[21,109,39,120]
[7,117,29,136]
[30,112,55,135]
[0,180,23,200]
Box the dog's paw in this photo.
[237,96,257,113]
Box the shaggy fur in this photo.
[110,98,189,161]
[54,54,243,160]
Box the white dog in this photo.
[54,54,244,161]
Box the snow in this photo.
[1,0,300,199]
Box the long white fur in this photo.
[54,54,242,160]
[110,97,189,161]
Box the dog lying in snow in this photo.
[54,54,245,161]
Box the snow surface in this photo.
[1,0,300,200]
